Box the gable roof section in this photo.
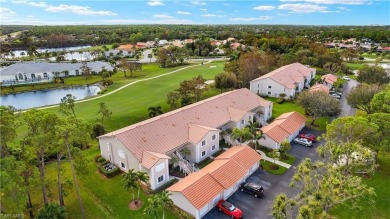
[167,146,261,209]
[261,111,306,143]
[188,124,218,144]
[228,107,248,122]
[215,145,261,170]
[321,74,337,84]
[99,89,271,161]
[141,151,171,169]
[167,171,224,209]
[251,63,315,89]
[202,159,246,189]
[310,84,330,93]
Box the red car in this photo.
[299,133,317,142]
[217,200,243,219]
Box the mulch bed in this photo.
[128,200,143,210]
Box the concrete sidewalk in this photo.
[256,150,291,169]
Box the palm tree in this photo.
[148,106,163,118]
[157,191,173,219]
[251,130,266,150]
[123,169,138,204]
[279,140,291,159]
[136,171,149,202]
[144,196,159,219]
[231,127,251,145]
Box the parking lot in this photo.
[203,127,324,219]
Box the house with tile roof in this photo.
[309,84,330,93]
[117,44,135,52]
[259,111,306,149]
[321,74,338,88]
[249,63,316,98]
[167,145,261,219]
[98,89,272,190]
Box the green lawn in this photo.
[344,62,365,70]
[17,61,225,218]
[330,152,390,219]
[260,160,288,175]
[279,154,296,165]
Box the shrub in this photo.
[102,79,113,87]
[97,157,106,163]
[91,123,106,138]
[37,203,66,219]
[151,178,178,194]
[170,205,194,219]
[94,154,102,162]
[276,98,285,104]
[97,163,120,178]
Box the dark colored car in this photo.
[239,182,264,198]
[217,200,243,219]
[299,133,317,142]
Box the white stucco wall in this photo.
[99,137,140,171]
[170,192,198,219]
[250,78,295,98]
[149,159,170,190]
[258,135,280,149]
[196,130,220,163]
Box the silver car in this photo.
[293,138,313,147]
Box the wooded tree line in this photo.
[0,99,112,218]
[1,25,389,50]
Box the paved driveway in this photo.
[339,79,358,117]
[203,127,324,219]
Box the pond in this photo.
[0,85,101,110]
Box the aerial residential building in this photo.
[321,74,338,88]
[249,63,316,98]
[259,111,306,149]
[167,145,261,219]
[309,84,330,93]
[97,89,272,190]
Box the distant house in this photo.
[231,42,244,50]
[97,89,272,190]
[172,40,184,48]
[227,37,235,42]
[136,42,149,49]
[117,44,135,52]
[184,39,193,44]
[158,39,169,47]
[167,146,261,219]
[0,61,113,84]
[321,74,337,88]
[309,84,330,93]
[249,63,316,98]
[259,112,306,149]
[146,41,156,47]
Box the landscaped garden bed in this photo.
[260,160,288,175]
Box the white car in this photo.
[342,76,350,81]
[331,93,341,99]
[293,138,313,147]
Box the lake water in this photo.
[5,45,92,58]
[0,85,100,110]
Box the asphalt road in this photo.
[203,128,324,219]
[339,79,358,117]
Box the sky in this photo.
[0,0,389,25]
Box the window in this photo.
[201,151,206,157]
[201,140,206,146]
[155,162,164,172]
[158,175,164,183]
[241,119,244,124]
[212,135,216,140]
[75,70,80,75]
[212,145,216,151]
[107,143,111,151]
[267,91,271,95]
[268,85,272,89]
[257,84,259,88]
[120,162,125,169]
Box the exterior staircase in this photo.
[174,151,195,176]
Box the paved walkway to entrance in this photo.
[256,150,291,169]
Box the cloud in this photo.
[103,18,194,24]
[200,8,208,11]
[192,1,207,5]
[176,11,191,15]
[46,4,117,16]
[13,0,48,8]
[147,0,164,6]
[0,7,16,19]
[201,14,217,17]
[230,16,272,21]
[153,14,173,19]
[278,3,328,13]
[253,5,276,10]
[279,0,368,5]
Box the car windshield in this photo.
[229,205,236,211]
